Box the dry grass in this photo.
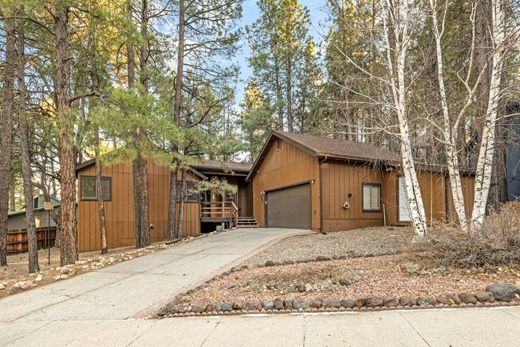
[414,204,520,268]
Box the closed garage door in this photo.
[266,184,311,229]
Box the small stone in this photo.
[217,303,233,312]
[265,261,275,267]
[283,300,294,309]
[365,296,384,308]
[416,297,437,306]
[304,283,313,292]
[341,299,355,308]
[310,298,323,308]
[447,292,462,305]
[205,303,217,312]
[384,296,398,307]
[17,281,33,290]
[399,296,415,307]
[474,291,495,303]
[323,299,341,308]
[75,260,87,265]
[191,304,206,313]
[273,298,284,310]
[232,300,244,310]
[435,295,451,305]
[35,274,43,282]
[262,300,275,310]
[244,302,258,310]
[339,279,352,286]
[296,283,306,292]
[293,299,310,310]
[355,298,366,308]
[459,293,478,304]
[486,284,518,302]
[0,283,5,290]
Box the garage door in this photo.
[266,184,311,229]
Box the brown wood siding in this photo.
[77,161,200,252]
[321,161,385,232]
[252,138,320,230]
[446,174,475,222]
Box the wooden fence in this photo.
[7,227,56,254]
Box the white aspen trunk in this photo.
[382,0,428,236]
[429,0,468,231]
[471,0,507,230]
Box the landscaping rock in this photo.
[283,300,294,309]
[262,300,275,310]
[217,303,233,312]
[265,261,276,267]
[474,291,495,303]
[365,296,384,308]
[17,281,33,290]
[416,297,437,306]
[0,283,5,290]
[399,261,421,276]
[274,298,284,310]
[435,295,451,305]
[355,298,366,308]
[316,256,331,261]
[310,298,322,308]
[486,284,518,302]
[244,302,258,311]
[339,279,352,286]
[399,296,415,307]
[232,300,244,310]
[191,304,206,313]
[35,274,43,282]
[296,283,306,293]
[384,296,398,307]
[323,299,342,308]
[293,299,310,310]
[447,292,462,305]
[341,299,355,308]
[304,283,313,292]
[458,293,478,304]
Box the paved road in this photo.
[2,227,520,346]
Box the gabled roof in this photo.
[246,130,401,181]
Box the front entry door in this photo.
[398,176,411,222]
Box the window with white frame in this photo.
[362,183,381,211]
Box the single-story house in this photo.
[247,131,474,232]
[75,159,252,251]
[76,130,475,251]
[8,194,60,231]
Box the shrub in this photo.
[414,203,520,268]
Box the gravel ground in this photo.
[181,254,520,306]
[243,226,414,267]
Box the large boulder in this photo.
[293,299,310,310]
[486,284,518,302]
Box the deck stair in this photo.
[237,216,258,228]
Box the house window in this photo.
[80,176,111,201]
[176,181,199,202]
[362,183,381,211]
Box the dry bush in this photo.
[415,203,520,268]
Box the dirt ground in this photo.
[243,226,414,267]
[182,254,520,306]
[0,232,215,299]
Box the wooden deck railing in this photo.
[200,201,239,227]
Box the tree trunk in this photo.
[0,14,15,266]
[127,0,135,87]
[274,57,284,130]
[95,130,107,254]
[176,169,187,239]
[16,21,39,273]
[471,0,507,230]
[54,6,78,266]
[382,0,427,236]
[167,0,185,240]
[429,0,468,230]
[9,178,16,212]
[286,57,293,132]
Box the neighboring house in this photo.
[75,159,252,252]
[246,131,475,232]
[7,194,59,231]
[76,130,476,252]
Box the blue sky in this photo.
[235,0,330,102]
